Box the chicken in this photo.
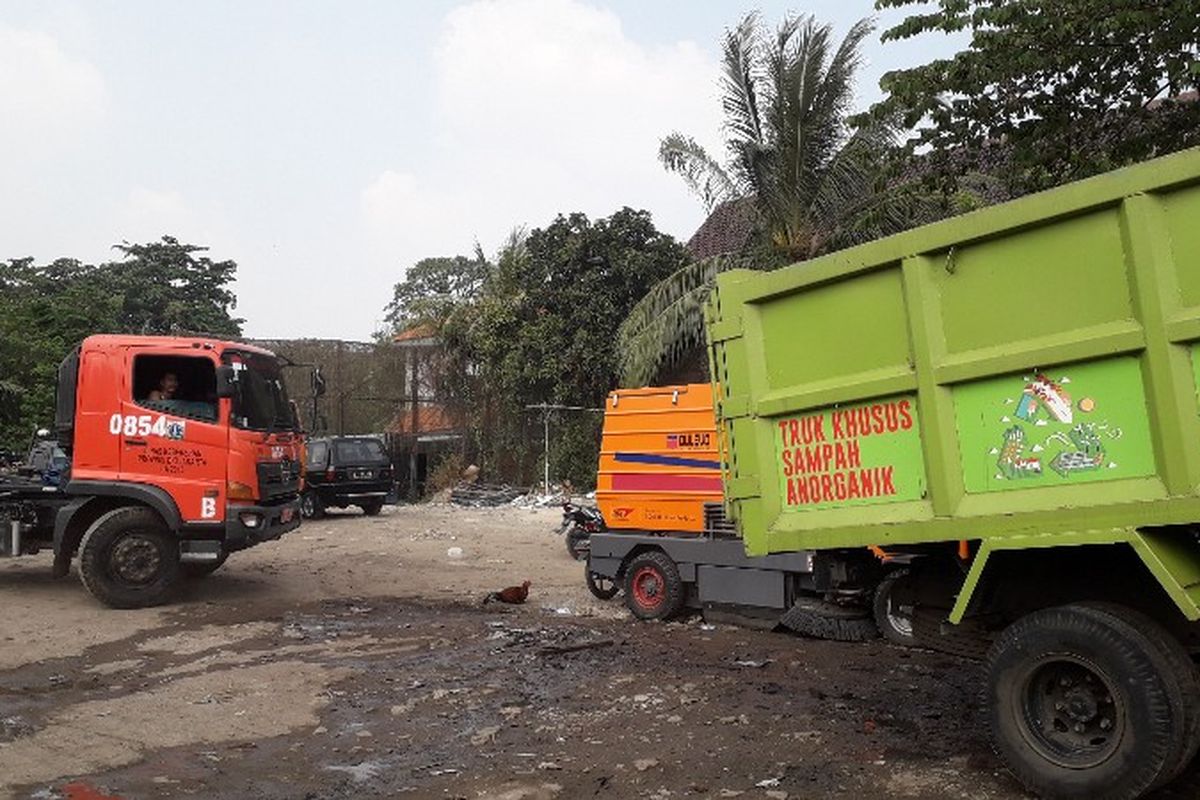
[482,580,531,605]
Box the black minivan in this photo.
[302,436,394,518]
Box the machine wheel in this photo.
[624,551,685,621]
[361,500,384,516]
[873,569,916,646]
[180,552,228,579]
[780,597,878,643]
[586,567,619,600]
[565,526,589,561]
[301,491,325,520]
[987,603,1190,800]
[78,506,181,609]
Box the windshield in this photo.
[225,351,296,432]
[334,438,387,464]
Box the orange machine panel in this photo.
[596,384,723,533]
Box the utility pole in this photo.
[524,402,603,495]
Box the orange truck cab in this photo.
[0,335,303,608]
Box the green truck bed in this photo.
[707,147,1200,620]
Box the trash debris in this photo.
[450,484,525,507]
[733,659,772,669]
[634,758,659,772]
[446,547,464,559]
[755,778,781,788]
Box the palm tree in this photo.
[618,12,927,386]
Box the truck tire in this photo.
[780,597,878,643]
[987,604,1187,800]
[180,552,228,579]
[624,551,685,621]
[78,506,181,609]
[1079,603,1200,789]
[873,569,915,646]
[361,500,384,516]
[586,567,619,600]
[301,491,325,520]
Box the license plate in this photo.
[352,469,373,480]
[280,507,295,523]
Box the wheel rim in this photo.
[884,592,914,639]
[302,495,314,517]
[631,566,664,609]
[1016,654,1125,769]
[109,533,163,586]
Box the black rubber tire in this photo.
[873,569,916,646]
[78,506,180,609]
[301,491,325,520]
[586,567,620,600]
[180,552,228,579]
[624,551,685,621]
[565,527,589,561]
[986,604,1186,800]
[1079,603,1200,789]
[361,500,384,516]
[780,597,878,643]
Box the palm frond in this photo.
[659,133,739,212]
[720,13,766,157]
[616,255,749,387]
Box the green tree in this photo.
[624,12,930,387]
[659,12,918,259]
[442,209,688,487]
[0,237,243,449]
[874,0,1200,196]
[384,252,490,333]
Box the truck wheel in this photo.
[624,551,684,621]
[301,491,324,520]
[361,500,383,516]
[565,527,589,561]
[780,597,878,642]
[1080,603,1200,789]
[180,552,228,579]
[987,604,1187,800]
[873,570,915,646]
[78,507,180,609]
[586,567,619,600]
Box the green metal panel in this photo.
[708,147,1200,608]
[1166,184,1200,310]
[952,357,1157,494]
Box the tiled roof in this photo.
[685,198,758,261]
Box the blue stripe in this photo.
[615,452,722,470]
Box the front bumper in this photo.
[223,498,302,551]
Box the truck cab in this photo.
[2,334,304,608]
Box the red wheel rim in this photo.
[631,565,664,609]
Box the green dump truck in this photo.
[706,147,1200,800]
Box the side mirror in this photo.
[216,365,238,398]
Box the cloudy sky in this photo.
[1,1,959,340]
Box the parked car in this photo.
[302,436,393,518]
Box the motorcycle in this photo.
[556,502,605,561]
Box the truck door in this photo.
[117,350,228,524]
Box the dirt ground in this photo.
[0,503,1196,800]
